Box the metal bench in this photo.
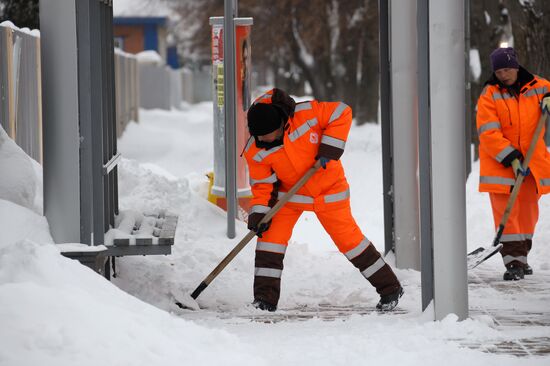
[105,209,178,257]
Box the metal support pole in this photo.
[224,0,238,238]
[41,0,82,243]
[429,0,468,321]
[75,0,94,245]
[379,0,394,256]
[390,0,421,270]
[41,0,114,246]
[464,0,472,179]
[417,0,434,313]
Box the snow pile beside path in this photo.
[0,199,53,250]
[0,120,264,366]
[114,156,253,311]
[117,158,191,214]
[0,181,263,364]
[0,239,264,366]
[0,125,39,212]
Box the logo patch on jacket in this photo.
[310,132,319,144]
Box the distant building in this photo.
[113,16,179,69]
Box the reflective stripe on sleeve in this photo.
[329,102,349,123]
[523,86,548,97]
[479,176,515,185]
[540,178,550,187]
[255,267,282,278]
[502,255,527,265]
[294,102,312,112]
[493,92,513,101]
[501,233,533,242]
[244,137,254,152]
[477,121,501,135]
[250,205,271,214]
[321,135,346,149]
[256,241,287,254]
[250,173,278,186]
[361,257,386,279]
[289,118,318,142]
[495,146,515,162]
[344,237,370,260]
[253,146,283,162]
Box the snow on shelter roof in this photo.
[113,0,175,18]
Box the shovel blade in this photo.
[172,289,201,311]
[467,243,503,270]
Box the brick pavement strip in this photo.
[468,267,550,356]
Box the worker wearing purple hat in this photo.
[476,47,550,280]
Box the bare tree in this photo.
[0,0,39,29]
[503,0,550,76]
[469,0,506,157]
[172,0,380,124]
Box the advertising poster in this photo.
[209,18,253,220]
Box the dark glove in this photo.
[500,149,523,168]
[511,158,530,178]
[247,212,271,238]
[315,156,332,169]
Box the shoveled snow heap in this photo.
[0,122,262,365]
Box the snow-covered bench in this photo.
[104,209,178,256]
[59,244,109,276]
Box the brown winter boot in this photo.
[376,286,404,311]
[500,240,527,280]
[346,238,402,311]
[503,264,524,281]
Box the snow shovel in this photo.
[467,111,548,269]
[175,160,322,309]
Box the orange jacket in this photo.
[244,89,352,213]
[476,68,550,194]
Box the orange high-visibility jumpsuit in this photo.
[476,67,550,268]
[244,89,400,306]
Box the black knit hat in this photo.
[247,103,284,136]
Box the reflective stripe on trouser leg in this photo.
[347,239,400,296]
[315,203,400,296]
[253,206,302,306]
[490,175,539,269]
[500,241,528,268]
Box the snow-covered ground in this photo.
[1,101,549,365]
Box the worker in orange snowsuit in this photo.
[476,47,550,280]
[243,88,403,311]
